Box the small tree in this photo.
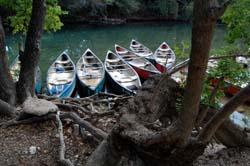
[86,0,250,166]
[0,0,66,104]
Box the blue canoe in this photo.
[76,48,105,97]
[46,51,76,98]
[10,55,42,94]
[104,50,141,95]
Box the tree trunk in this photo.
[0,16,16,105]
[177,0,229,144]
[16,0,46,104]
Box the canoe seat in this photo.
[167,59,175,63]
[49,78,72,85]
[117,75,137,83]
[56,60,71,64]
[80,74,102,79]
[106,58,120,63]
[157,59,167,63]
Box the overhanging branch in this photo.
[209,0,235,19]
[198,84,250,143]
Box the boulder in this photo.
[22,97,58,116]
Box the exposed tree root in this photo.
[60,112,108,141]
[56,111,74,166]
[0,113,54,128]
[0,99,17,117]
[86,138,122,166]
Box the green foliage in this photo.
[208,58,250,88]
[222,0,250,46]
[201,78,224,109]
[172,41,190,59]
[148,0,179,18]
[0,0,67,34]
[104,0,141,14]
[201,57,250,108]
[210,45,241,56]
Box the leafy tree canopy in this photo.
[104,0,141,14]
[222,0,250,46]
[0,0,67,34]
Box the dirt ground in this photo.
[0,115,250,166]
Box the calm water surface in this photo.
[5,22,227,82]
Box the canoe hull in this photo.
[76,49,105,97]
[77,75,105,97]
[154,42,176,73]
[46,51,76,98]
[131,65,159,80]
[115,44,161,80]
[105,73,136,95]
[35,68,42,94]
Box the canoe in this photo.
[154,42,176,73]
[115,44,161,80]
[10,56,42,94]
[104,50,141,95]
[171,58,247,97]
[130,39,154,64]
[76,49,105,97]
[170,59,218,84]
[46,51,76,98]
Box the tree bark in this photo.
[177,0,233,145]
[198,84,250,143]
[16,0,46,103]
[177,0,217,145]
[86,138,122,166]
[0,16,16,105]
[0,99,16,117]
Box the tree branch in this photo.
[56,111,74,166]
[209,0,235,19]
[196,76,224,126]
[198,84,250,143]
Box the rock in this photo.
[29,146,37,155]
[22,97,58,116]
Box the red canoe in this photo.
[115,44,161,80]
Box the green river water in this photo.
[5,22,227,83]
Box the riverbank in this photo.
[0,109,249,166]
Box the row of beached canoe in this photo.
[9,39,249,99]
[44,40,177,98]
